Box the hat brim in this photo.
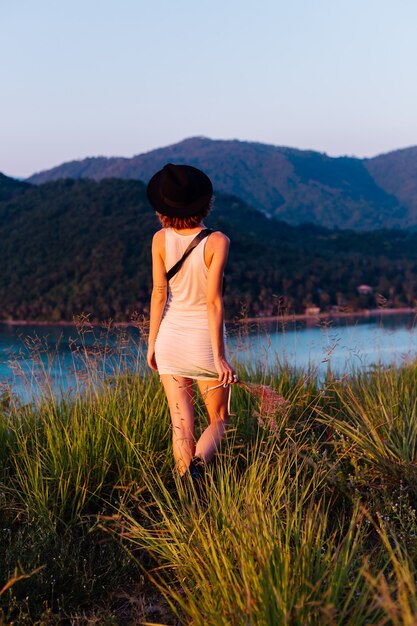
[146,166,213,217]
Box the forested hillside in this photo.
[27,136,417,231]
[0,172,31,201]
[1,175,417,322]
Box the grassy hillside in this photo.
[2,344,417,622]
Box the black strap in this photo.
[166,228,213,282]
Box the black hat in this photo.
[146,163,213,217]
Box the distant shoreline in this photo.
[0,307,416,328]
[238,307,417,324]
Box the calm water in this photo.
[1,313,417,400]
[233,313,417,374]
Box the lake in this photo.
[1,312,417,401]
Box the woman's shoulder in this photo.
[152,228,166,243]
[208,230,230,245]
[151,228,166,253]
[206,231,230,262]
[208,230,230,251]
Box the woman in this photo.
[146,163,237,480]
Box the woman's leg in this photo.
[195,380,230,463]
[160,375,195,476]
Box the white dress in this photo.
[155,228,223,379]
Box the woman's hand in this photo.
[214,355,238,385]
[147,347,158,371]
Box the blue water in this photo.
[0,322,146,402]
[232,313,417,375]
[1,313,417,400]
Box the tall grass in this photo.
[2,371,171,527]
[317,362,417,493]
[1,322,417,623]
[118,438,378,625]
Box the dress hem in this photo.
[157,371,218,380]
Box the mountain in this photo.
[26,156,128,183]
[2,175,417,322]
[365,146,417,220]
[0,172,32,202]
[27,137,416,230]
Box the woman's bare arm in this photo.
[147,230,167,371]
[206,232,236,384]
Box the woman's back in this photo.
[164,228,209,319]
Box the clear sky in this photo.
[2,0,417,177]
